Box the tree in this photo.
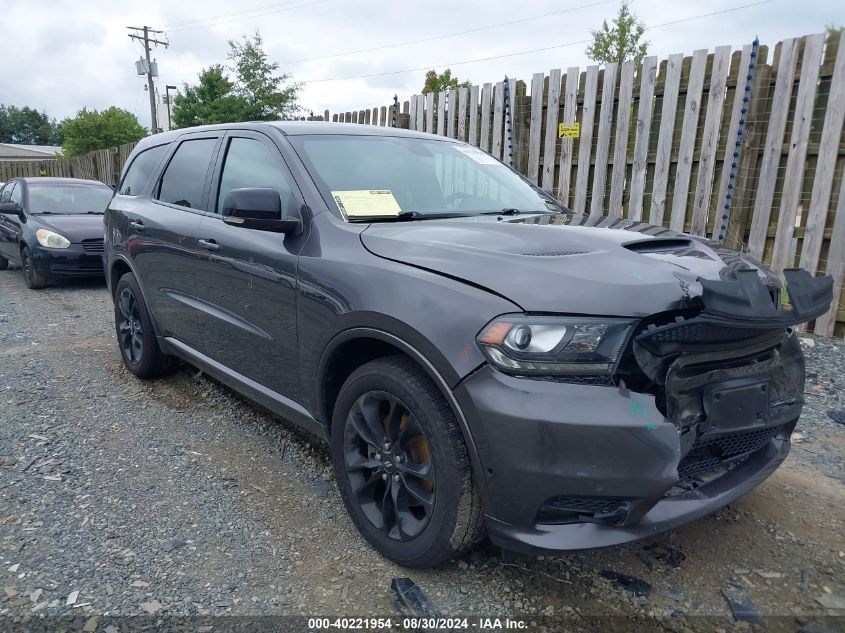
[227,32,300,120]
[0,105,62,145]
[171,32,300,128]
[59,107,146,157]
[586,2,648,66]
[421,69,471,94]
[172,65,250,128]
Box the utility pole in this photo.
[127,26,168,133]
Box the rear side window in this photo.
[119,145,167,195]
[156,138,217,210]
[0,183,12,203]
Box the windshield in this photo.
[289,135,564,220]
[27,183,113,215]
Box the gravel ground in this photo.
[0,268,844,632]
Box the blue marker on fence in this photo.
[719,37,759,242]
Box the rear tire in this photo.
[330,355,484,568]
[0,254,8,270]
[21,247,47,289]
[114,272,176,378]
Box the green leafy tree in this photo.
[586,2,649,65]
[227,32,300,120]
[171,65,250,128]
[171,33,300,128]
[59,107,146,157]
[421,68,471,94]
[0,105,62,145]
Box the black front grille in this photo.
[677,424,784,480]
[82,238,104,253]
[537,496,630,524]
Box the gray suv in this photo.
[103,122,832,567]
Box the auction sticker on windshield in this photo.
[332,190,402,218]
[452,145,500,165]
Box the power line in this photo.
[299,0,773,84]
[160,0,306,29]
[279,0,617,65]
[164,0,333,32]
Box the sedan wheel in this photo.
[21,247,47,289]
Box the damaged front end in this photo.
[617,268,832,514]
[471,268,833,555]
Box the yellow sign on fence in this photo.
[558,122,580,138]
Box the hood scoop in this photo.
[623,238,693,253]
[520,250,589,257]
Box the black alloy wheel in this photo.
[117,287,143,365]
[112,272,176,378]
[343,390,436,540]
[330,355,484,567]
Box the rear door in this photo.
[122,133,223,349]
[192,130,309,400]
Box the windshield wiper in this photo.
[349,211,476,222]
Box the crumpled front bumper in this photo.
[483,432,790,554]
[453,334,802,555]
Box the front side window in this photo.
[26,183,112,215]
[0,182,13,203]
[288,135,563,220]
[9,183,22,206]
[120,144,168,195]
[217,137,294,215]
[156,138,217,210]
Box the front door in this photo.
[0,182,23,261]
[193,131,309,401]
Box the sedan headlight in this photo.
[477,315,636,376]
[35,229,71,249]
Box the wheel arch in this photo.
[109,254,164,339]
[317,327,490,508]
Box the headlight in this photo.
[477,315,636,376]
[35,229,71,249]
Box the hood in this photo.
[360,215,773,317]
[30,214,105,243]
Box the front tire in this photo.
[330,355,484,568]
[114,272,176,378]
[21,247,47,289]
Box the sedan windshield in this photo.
[289,135,564,220]
[28,183,113,215]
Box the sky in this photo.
[0,0,841,131]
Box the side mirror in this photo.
[222,188,301,235]
[0,202,23,219]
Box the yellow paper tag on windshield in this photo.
[331,190,401,218]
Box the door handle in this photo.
[129,220,145,232]
[198,238,220,252]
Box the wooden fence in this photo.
[1,31,842,337]
[326,31,845,338]
[0,142,138,187]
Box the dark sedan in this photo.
[0,177,113,288]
